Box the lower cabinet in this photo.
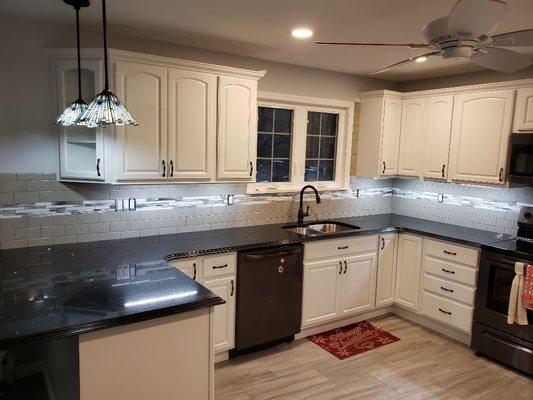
[394,234,423,311]
[376,233,398,307]
[203,276,236,352]
[340,254,377,316]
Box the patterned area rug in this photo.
[308,321,400,360]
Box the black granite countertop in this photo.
[0,213,512,350]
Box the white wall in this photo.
[0,14,395,174]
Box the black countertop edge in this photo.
[0,296,224,351]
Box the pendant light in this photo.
[77,0,137,127]
[54,0,91,126]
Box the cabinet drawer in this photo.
[203,253,237,278]
[423,256,477,286]
[422,274,476,305]
[424,238,479,266]
[420,291,473,333]
[169,258,202,281]
[304,235,377,261]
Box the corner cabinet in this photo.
[217,76,258,180]
[394,234,423,311]
[448,90,515,185]
[376,233,398,307]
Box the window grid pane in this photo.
[256,107,293,183]
[305,112,338,182]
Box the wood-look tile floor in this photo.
[215,316,532,399]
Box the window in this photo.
[249,94,353,193]
[256,107,293,182]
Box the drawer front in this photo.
[424,238,479,266]
[422,273,476,305]
[203,253,237,278]
[304,235,378,261]
[423,256,477,286]
[169,258,202,281]
[421,291,473,333]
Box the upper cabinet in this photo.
[513,87,533,132]
[448,90,515,185]
[356,93,401,177]
[398,98,425,177]
[421,95,454,180]
[52,49,265,184]
[217,76,258,180]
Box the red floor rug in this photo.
[308,321,400,360]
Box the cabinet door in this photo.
[169,258,202,282]
[301,259,342,327]
[114,61,168,181]
[203,276,236,352]
[168,69,216,181]
[449,90,515,184]
[513,87,533,132]
[340,253,377,316]
[217,76,257,180]
[395,234,423,311]
[398,98,425,177]
[421,95,454,180]
[376,233,398,307]
[56,59,105,181]
[379,97,402,176]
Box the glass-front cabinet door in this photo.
[56,59,105,181]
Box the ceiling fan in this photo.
[315,0,533,75]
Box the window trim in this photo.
[248,92,354,194]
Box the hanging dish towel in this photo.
[508,262,529,325]
[523,264,533,310]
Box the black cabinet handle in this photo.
[343,260,347,274]
[499,167,504,182]
[443,250,457,256]
[169,160,174,177]
[161,160,166,177]
[249,162,254,177]
[382,161,386,174]
[96,158,101,177]
[213,264,228,269]
[230,279,234,296]
[441,268,455,274]
[381,237,385,251]
[438,308,452,315]
[338,245,349,250]
[338,261,342,275]
[192,262,197,281]
[440,286,454,293]
[441,164,445,178]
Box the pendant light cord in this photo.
[75,6,83,101]
[102,0,109,90]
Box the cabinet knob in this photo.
[338,261,343,275]
[96,158,101,177]
[161,160,166,177]
[441,164,445,178]
[230,279,234,296]
[249,162,254,177]
[169,160,174,177]
[499,167,504,182]
[382,161,386,174]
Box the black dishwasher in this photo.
[232,244,303,357]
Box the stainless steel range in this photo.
[472,206,533,375]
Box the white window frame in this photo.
[248,92,354,194]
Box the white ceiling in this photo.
[2,0,533,81]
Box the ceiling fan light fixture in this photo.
[292,28,313,39]
[415,56,428,63]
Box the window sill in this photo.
[246,182,350,195]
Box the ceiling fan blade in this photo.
[471,47,533,73]
[448,0,507,39]
[370,51,441,75]
[314,41,430,49]
[492,29,533,47]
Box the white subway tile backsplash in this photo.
[65,224,88,236]
[87,222,109,234]
[14,227,41,240]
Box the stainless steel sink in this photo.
[282,221,360,235]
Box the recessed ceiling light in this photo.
[415,56,428,63]
[292,28,313,39]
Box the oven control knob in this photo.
[524,212,532,219]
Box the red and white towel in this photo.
[508,262,532,325]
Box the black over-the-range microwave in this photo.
[508,133,533,186]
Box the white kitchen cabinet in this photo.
[56,58,105,181]
[203,276,236,352]
[301,259,342,327]
[340,253,377,316]
[114,61,168,181]
[356,92,402,177]
[421,95,454,180]
[394,234,423,311]
[448,90,515,184]
[513,87,533,132]
[398,98,425,177]
[168,68,217,180]
[376,233,398,307]
[217,76,258,180]
[169,258,202,281]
